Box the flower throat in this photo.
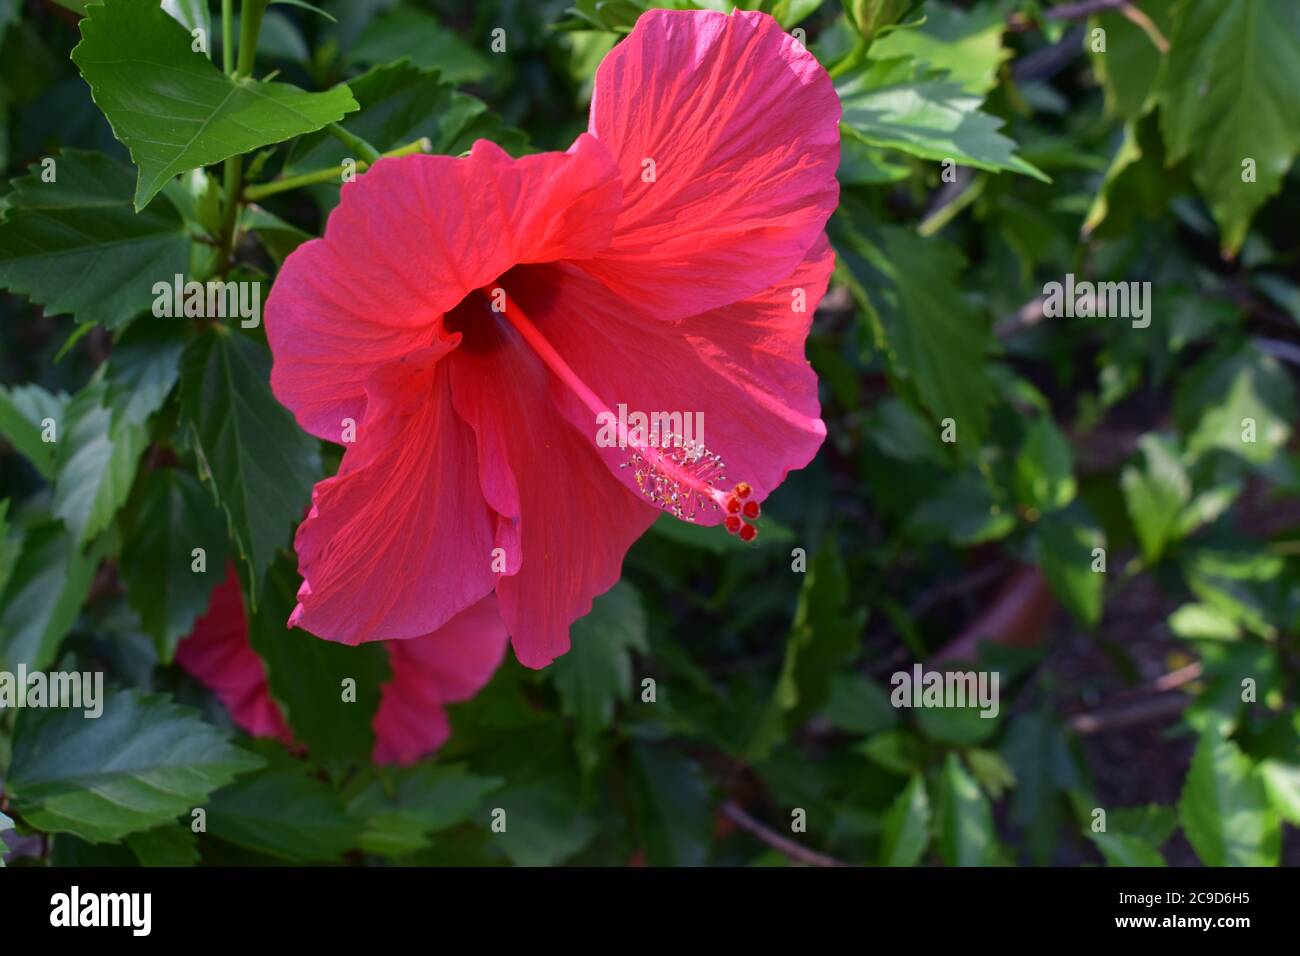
[453,285,762,540]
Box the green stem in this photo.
[243,138,431,201]
[219,0,269,265]
[234,0,268,79]
[221,0,233,75]
[220,154,242,247]
[828,37,869,78]
[918,174,987,238]
[325,123,383,165]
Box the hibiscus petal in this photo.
[447,315,658,668]
[586,9,839,320]
[503,238,832,525]
[174,566,292,742]
[265,134,622,441]
[371,595,509,765]
[290,343,500,644]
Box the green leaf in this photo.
[821,673,898,736]
[843,0,912,41]
[1253,273,1300,323]
[345,7,491,83]
[1015,417,1076,513]
[346,764,503,856]
[935,753,1001,866]
[550,581,646,773]
[858,729,925,776]
[1091,0,1174,121]
[1178,727,1281,866]
[71,0,358,210]
[6,688,262,843]
[648,509,783,554]
[1168,602,1241,641]
[126,825,199,866]
[162,166,224,239]
[1034,509,1104,626]
[906,470,1014,544]
[272,0,336,23]
[1120,433,1190,563]
[837,63,1047,180]
[283,60,527,178]
[0,809,13,866]
[1157,0,1300,255]
[162,0,210,40]
[491,776,598,867]
[179,328,319,603]
[1088,831,1166,867]
[1182,546,1287,640]
[1083,113,1187,238]
[249,10,310,67]
[0,383,65,479]
[556,0,649,33]
[878,774,931,866]
[119,468,230,661]
[965,748,1015,800]
[0,520,99,673]
[1259,760,1300,826]
[912,668,1002,747]
[0,500,15,601]
[1176,342,1296,466]
[242,206,311,265]
[206,760,360,862]
[629,743,713,867]
[0,0,20,42]
[749,540,865,758]
[830,205,993,443]
[769,0,825,30]
[1110,803,1179,847]
[1181,637,1278,736]
[1002,711,1087,864]
[0,150,190,329]
[104,317,187,427]
[244,553,389,766]
[48,834,138,866]
[51,377,148,547]
[838,136,910,184]
[869,3,1009,95]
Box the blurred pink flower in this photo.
[265,9,839,667]
[175,566,506,764]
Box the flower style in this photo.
[265,9,840,667]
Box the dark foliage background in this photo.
[1,0,1298,867]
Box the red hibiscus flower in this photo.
[175,566,507,765]
[265,9,840,667]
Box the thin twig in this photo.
[1067,664,1203,734]
[1041,0,1132,19]
[1256,337,1300,369]
[1151,662,1203,693]
[244,138,431,200]
[1013,25,1087,83]
[1118,4,1170,53]
[721,802,848,868]
[1039,1,1169,52]
[1068,693,1188,734]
